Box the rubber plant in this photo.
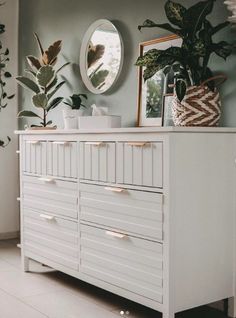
[0,3,15,147]
[16,33,69,127]
[136,0,233,102]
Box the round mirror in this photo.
[80,19,124,94]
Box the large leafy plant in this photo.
[16,33,69,127]
[0,3,15,147]
[64,93,87,110]
[136,0,233,101]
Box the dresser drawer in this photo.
[80,183,163,241]
[80,224,163,303]
[24,209,78,270]
[47,141,77,179]
[79,141,115,183]
[116,142,163,188]
[23,140,47,175]
[22,175,78,219]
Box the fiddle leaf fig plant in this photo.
[136,0,233,101]
[16,33,70,127]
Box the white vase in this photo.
[63,109,84,129]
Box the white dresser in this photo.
[16,127,236,318]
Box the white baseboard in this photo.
[0,231,20,240]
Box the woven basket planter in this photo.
[172,76,226,127]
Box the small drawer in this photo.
[116,142,163,188]
[22,175,78,219]
[22,139,47,175]
[79,142,115,183]
[24,209,78,270]
[80,224,163,303]
[47,141,77,179]
[80,183,163,241]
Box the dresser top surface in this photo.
[15,126,236,135]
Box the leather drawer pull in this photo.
[26,140,40,145]
[126,142,149,147]
[52,141,70,145]
[106,231,125,239]
[38,177,54,183]
[39,214,55,221]
[104,187,125,193]
[85,142,103,146]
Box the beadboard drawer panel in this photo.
[23,140,47,175]
[22,175,78,219]
[116,142,163,188]
[47,141,77,179]
[79,142,115,183]
[24,209,78,270]
[80,224,163,303]
[80,183,163,240]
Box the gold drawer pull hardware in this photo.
[26,140,40,145]
[126,142,149,147]
[106,231,125,239]
[38,177,54,183]
[104,187,125,193]
[40,214,55,221]
[85,142,103,146]
[52,141,70,145]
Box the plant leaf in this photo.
[176,79,186,101]
[4,71,11,78]
[135,49,162,67]
[56,62,70,73]
[47,80,65,100]
[7,94,15,100]
[47,97,63,111]
[165,0,186,27]
[210,21,230,35]
[26,55,42,70]
[36,65,55,88]
[32,93,48,109]
[138,19,182,36]
[42,40,62,65]
[17,110,42,119]
[16,76,40,94]
[25,69,37,77]
[34,33,44,56]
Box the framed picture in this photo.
[137,34,182,127]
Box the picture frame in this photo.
[137,34,182,127]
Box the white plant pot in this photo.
[63,109,84,129]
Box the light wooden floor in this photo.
[0,239,228,318]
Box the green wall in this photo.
[19,0,236,127]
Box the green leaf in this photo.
[34,33,44,56]
[17,110,42,119]
[184,0,215,38]
[165,0,186,27]
[36,65,55,88]
[47,97,63,111]
[25,69,37,77]
[16,76,40,94]
[176,79,187,101]
[4,71,12,78]
[138,19,182,36]
[56,62,70,73]
[47,76,58,92]
[212,42,232,60]
[7,94,15,100]
[26,55,42,70]
[67,94,88,110]
[32,93,48,109]
[42,40,62,65]
[46,120,53,126]
[47,80,65,100]
[135,49,162,67]
[4,48,9,55]
[210,21,230,35]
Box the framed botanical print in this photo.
[137,34,182,127]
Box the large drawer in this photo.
[24,209,79,270]
[79,141,115,183]
[22,139,77,179]
[80,224,163,303]
[80,183,163,241]
[116,142,163,188]
[22,175,78,219]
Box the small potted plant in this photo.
[136,0,233,126]
[16,33,69,129]
[63,93,87,129]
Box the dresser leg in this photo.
[228,297,236,317]
[22,255,30,272]
[162,310,175,318]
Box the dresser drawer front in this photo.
[24,209,78,270]
[22,175,78,219]
[47,141,77,179]
[79,142,115,183]
[80,224,163,303]
[116,142,163,188]
[23,140,47,175]
[80,183,163,240]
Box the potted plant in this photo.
[63,93,87,129]
[136,0,233,126]
[16,33,69,129]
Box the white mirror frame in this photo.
[80,19,124,94]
